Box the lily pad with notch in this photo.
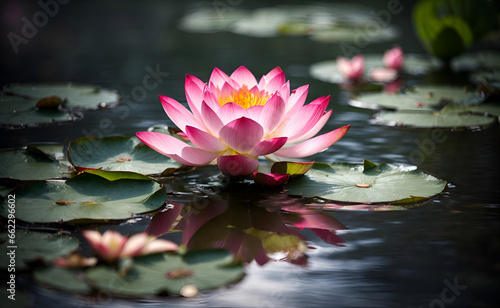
[0,170,166,223]
[0,146,74,181]
[86,249,244,296]
[0,230,79,270]
[68,136,181,175]
[4,83,120,110]
[284,160,447,204]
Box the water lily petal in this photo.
[274,125,351,158]
[121,233,149,257]
[287,109,333,144]
[218,102,249,125]
[263,69,286,93]
[185,125,227,152]
[230,66,258,88]
[159,95,204,131]
[136,131,219,165]
[383,46,404,70]
[369,67,398,82]
[209,67,230,89]
[249,137,287,156]
[259,67,283,88]
[201,101,224,136]
[252,172,290,186]
[219,117,264,153]
[258,93,285,135]
[141,239,179,254]
[185,75,205,118]
[337,55,364,79]
[217,155,259,177]
[286,84,309,114]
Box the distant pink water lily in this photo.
[83,230,178,262]
[136,66,350,177]
[383,46,404,70]
[336,55,364,79]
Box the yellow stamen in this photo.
[218,86,270,109]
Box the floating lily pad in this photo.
[0,94,80,128]
[4,83,120,110]
[0,171,166,223]
[310,54,442,84]
[452,51,500,71]
[284,160,446,203]
[34,267,91,294]
[0,147,73,180]
[350,85,483,111]
[466,101,500,117]
[86,249,244,296]
[0,230,79,270]
[372,108,497,129]
[69,136,181,174]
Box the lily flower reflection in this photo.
[146,196,346,266]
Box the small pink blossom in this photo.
[336,55,364,79]
[383,47,404,70]
[83,230,178,262]
[369,67,399,82]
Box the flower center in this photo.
[218,86,270,109]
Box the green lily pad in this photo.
[466,101,500,117]
[4,83,120,110]
[0,172,166,223]
[0,230,79,270]
[86,249,244,296]
[350,85,483,111]
[0,94,80,128]
[34,267,91,294]
[68,136,180,174]
[0,147,74,180]
[373,108,497,129]
[284,160,447,203]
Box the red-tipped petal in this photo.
[217,155,259,177]
[219,117,264,153]
[185,126,227,152]
[230,66,258,88]
[249,137,287,156]
[252,172,290,186]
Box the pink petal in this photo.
[337,55,364,79]
[258,67,283,88]
[141,239,179,254]
[263,69,286,93]
[252,172,290,186]
[311,228,346,246]
[278,81,290,103]
[257,93,285,135]
[218,102,249,125]
[286,84,309,114]
[185,75,205,118]
[209,67,230,89]
[136,131,219,165]
[274,125,351,158]
[121,233,149,257]
[185,125,227,152]
[249,137,288,156]
[369,67,398,82]
[202,90,220,112]
[219,117,264,153]
[201,101,224,136]
[146,202,184,237]
[383,46,404,69]
[159,95,204,131]
[217,155,259,177]
[287,110,333,144]
[230,66,258,88]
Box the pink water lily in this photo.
[383,46,404,70]
[136,66,350,177]
[336,55,364,79]
[83,230,178,262]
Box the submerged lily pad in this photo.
[0,147,73,180]
[86,249,244,296]
[4,83,120,110]
[0,171,166,223]
[0,94,80,128]
[68,136,180,174]
[0,230,79,270]
[372,108,497,129]
[180,4,398,42]
[34,267,91,294]
[350,85,483,111]
[284,160,446,203]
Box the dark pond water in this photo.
[1,0,500,307]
